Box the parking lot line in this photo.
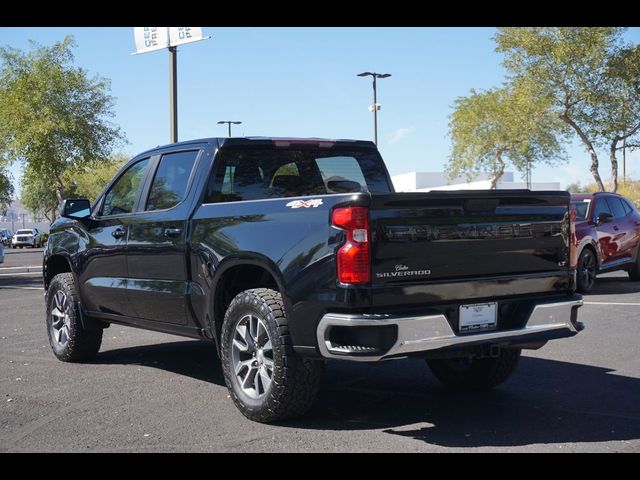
[0,265,43,270]
[583,301,640,306]
[0,271,42,277]
[0,285,42,290]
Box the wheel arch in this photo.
[44,253,74,290]
[209,254,290,350]
[577,238,600,271]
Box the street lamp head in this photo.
[232,121,242,125]
[217,121,226,125]
[357,72,374,77]
[376,73,392,79]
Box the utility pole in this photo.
[169,45,178,143]
[357,72,392,145]
[217,120,243,137]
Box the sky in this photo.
[1,26,639,194]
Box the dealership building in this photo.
[391,171,561,192]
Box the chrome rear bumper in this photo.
[316,298,583,361]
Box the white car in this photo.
[12,228,41,249]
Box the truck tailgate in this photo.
[370,190,571,286]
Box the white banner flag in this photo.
[133,27,169,54]
[168,27,207,47]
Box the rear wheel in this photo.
[46,273,103,362]
[577,248,597,293]
[426,349,521,391]
[220,288,324,423]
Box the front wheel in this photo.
[220,288,324,423]
[426,349,521,391]
[577,248,597,293]
[629,248,640,281]
[46,272,103,362]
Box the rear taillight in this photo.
[332,206,370,284]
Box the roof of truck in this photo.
[137,136,376,157]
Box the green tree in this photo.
[447,83,566,189]
[590,45,640,191]
[69,153,127,202]
[20,164,72,222]
[494,27,633,192]
[0,35,125,220]
[0,167,13,215]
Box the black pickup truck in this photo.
[43,137,584,423]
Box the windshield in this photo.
[16,230,33,235]
[570,199,591,221]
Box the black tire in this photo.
[426,348,521,391]
[46,272,103,362]
[220,288,324,423]
[577,248,597,293]
[629,249,640,281]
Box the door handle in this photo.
[164,227,182,238]
[111,228,126,239]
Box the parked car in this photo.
[0,229,13,246]
[12,228,41,248]
[571,192,640,292]
[43,137,584,423]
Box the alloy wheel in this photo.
[50,290,71,347]
[581,251,597,290]
[231,314,274,399]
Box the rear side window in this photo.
[606,197,627,219]
[622,198,635,215]
[146,150,199,211]
[570,199,591,221]
[205,148,391,203]
[316,156,368,193]
[101,159,149,216]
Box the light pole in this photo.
[357,72,391,145]
[218,120,242,137]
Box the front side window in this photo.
[606,197,627,219]
[205,148,391,203]
[101,159,149,216]
[146,150,199,211]
[593,198,612,222]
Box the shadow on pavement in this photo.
[93,340,225,385]
[93,340,640,447]
[587,274,640,296]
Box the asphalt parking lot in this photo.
[0,247,639,452]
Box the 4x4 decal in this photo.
[285,199,323,208]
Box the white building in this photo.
[391,171,560,192]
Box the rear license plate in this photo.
[459,302,497,333]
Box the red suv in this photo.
[571,192,640,292]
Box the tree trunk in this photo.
[489,153,505,190]
[560,113,606,192]
[610,139,619,193]
[52,172,65,222]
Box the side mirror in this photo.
[595,212,613,225]
[61,198,91,219]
